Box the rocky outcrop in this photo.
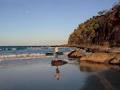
[68,49,85,58]
[68,48,120,64]
[68,4,120,47]
[80,53,115,64]
[68,3,120,65]
[79,52,120,65]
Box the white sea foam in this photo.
[0,53,53,61]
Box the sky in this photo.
[0,0,118,46]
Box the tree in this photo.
[98,10,107,15]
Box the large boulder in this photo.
[68,49,85,58]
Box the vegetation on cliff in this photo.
[68,3,120,47]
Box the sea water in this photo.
[0,47,119,90]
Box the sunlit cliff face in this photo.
[68,4,120,47]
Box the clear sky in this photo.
[0,0,118,46]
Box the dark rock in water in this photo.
[51,60,67,66]
[46,52,63,56]
[45,52,54,56]
[68,51,76,58]
[56,52,64,55]
[68,4,120,47]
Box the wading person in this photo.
[54,47,59,60]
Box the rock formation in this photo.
[68,4,120,47]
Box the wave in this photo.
[0,53,53,61]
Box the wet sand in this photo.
[80,62,120,90]
[0,56,120,90]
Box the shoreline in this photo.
[0,52,70,61]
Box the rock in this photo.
[80,53,115,64]
[51,60,67,66]
[109,54,120,65]
[68,49,85,58]
[110,58,120,65]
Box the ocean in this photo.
[0,46,119,90]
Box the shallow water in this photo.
[0,57,120,90]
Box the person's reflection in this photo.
[51,60,67,80]
[55,66,60,80]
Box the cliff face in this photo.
[68,4,120,47]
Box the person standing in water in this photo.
[54,47,59,60]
